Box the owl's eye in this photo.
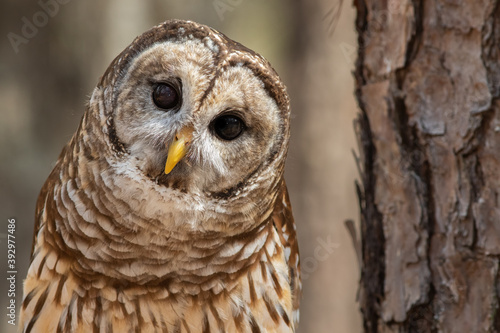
[152,82,181,110]
[212,115,245,141]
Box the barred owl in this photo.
[20,20,300,333]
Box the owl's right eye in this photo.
[152,82,181,111]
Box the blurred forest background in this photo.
[0,0,360,332]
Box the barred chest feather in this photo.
[19,149,300,332]
[21,221,295,332]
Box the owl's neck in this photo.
[34,118,279,294]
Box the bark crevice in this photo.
[391,73,437,331]
[354,1,388,332]
[356,107,387,333]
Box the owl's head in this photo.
[86,20,290,230]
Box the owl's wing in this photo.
[30,149,65,260]
[271,179,301,325]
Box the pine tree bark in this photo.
[354,0,500,332]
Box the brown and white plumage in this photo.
[21,20,300,332]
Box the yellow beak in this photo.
[164,126,193,174]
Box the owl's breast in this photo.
[20,221,295,332]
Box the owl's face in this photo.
[106,23,288,198]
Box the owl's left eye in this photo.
[211,114,245,141]
[152,82,181,111]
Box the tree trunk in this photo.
[354,0,500,332]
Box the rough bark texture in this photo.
[354,0,500,332]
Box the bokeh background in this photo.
[0,1,361,332]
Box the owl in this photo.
[20,20,300,333]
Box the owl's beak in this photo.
[164,126,193,174]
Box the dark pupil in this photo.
[153,83,179,110]
[213,115,244,140]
